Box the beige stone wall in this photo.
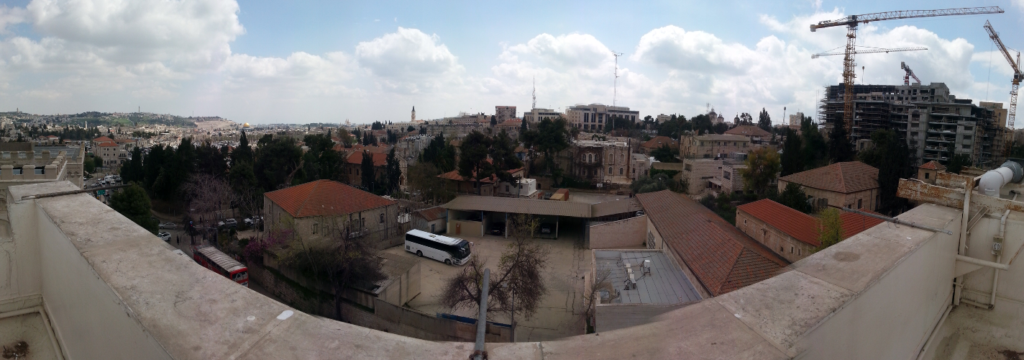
[448,220,483,237]
[779,180,878,211]
[589,215,647,249]
[264,195,402,247]
[682,159,721,195]
[736,209,814,263]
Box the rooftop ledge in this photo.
[4,181,964,359]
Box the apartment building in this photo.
[495,106,517,123]
[821,83,1005,167]
[569,139,633,185]
[680,134,751,159]
[522,108,562,124]
[565,104,640,131]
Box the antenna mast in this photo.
[532,77,536,109]
[612,51,623,106]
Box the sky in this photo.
[0,0,1023,126]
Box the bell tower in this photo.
[411,106,416,123]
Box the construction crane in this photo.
[984,20,1021,130]
[811,6,1004,135]
[901,62,921,85]
[811,46,927,59]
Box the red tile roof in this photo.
[413,206,447,221]
[724,125,770,138]
[346,151,387,166]
[839,211,885,239]
[97,142,119,147]
[779,161,879,194]
[641,136,678,149]
[919,160,946,171]
[93,136,115,144]
[636,190,788,296]
[264,180,396,218]
[737,199,820,247]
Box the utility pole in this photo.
[612,51,623,106]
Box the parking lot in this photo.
[384,234,592,342]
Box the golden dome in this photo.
[243,123,251,128]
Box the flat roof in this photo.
[444,195,593,218]
[595,250,701,305]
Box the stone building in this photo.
[778,161,879,211]
[917,160,946,185]
[565,104,640,131]
[737,199,885,263]
[263,180,403,247]
[495,106,516,123]
[680,134,751,159]
[570,139,633,185]
[343,151,387,188]
[821,83,1006,167]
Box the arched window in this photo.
[380,213,385,223]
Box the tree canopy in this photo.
[109,183,158,234]
[740,147,781,197]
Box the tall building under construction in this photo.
[820,83,1006,167]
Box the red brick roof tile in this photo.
[724,125,770,138]
[641,136,678,150]
[919,160,946,171]
[346,151,387,166]
[779,161,878,194]
[737,199,820,247]
[264,180,396,218]
[636,190,788,296]
[413,206,447,222]
[839,211,885,239]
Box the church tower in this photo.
[411,106,416,123]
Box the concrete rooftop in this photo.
[4,180,1020,359]
[594,250,700,305]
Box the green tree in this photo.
[774,182,811,213]
[109,183,158,234]
[650,144,679,163]
[490,130,523,186]
[817,208,844,251]
[945,141,972,175]
[83,156,96,173]
[522,117,570,176]
[385,147,402,195]
[801,117,827,170]
[120,147,144,183]
[828,117,854,163]
[780,128,804,176]
[490,115,497,127]
[232,130,254,165]
[93,154,104,170]
[740,147,781,197]
[254,136,302,191]
[856,129,896,169]
[878,133,912,214]
[631,174,671,194]
[421,133,456,172]
[757,108,772,132]
[458,131,494,194]
[360,150,377,193]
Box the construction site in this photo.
[813,7,1020,169]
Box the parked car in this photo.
[244,216,263,227]
[157,232,171,242]
[219,218,238,229]
[539,224,554,235]
[159,222,176,229]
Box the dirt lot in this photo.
[384,234,592,342]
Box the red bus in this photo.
[192,245,249,287]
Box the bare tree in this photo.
[285,216,387,321]
[582,268,619,331]
[440,214,548,323]
[182,173,232,229]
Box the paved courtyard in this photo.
[384,234,592,342]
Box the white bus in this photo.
[404,229,471,266]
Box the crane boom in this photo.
[983,20,1020,130]
[901,62,921,85]
[811,46,927,59]
[984,20,1021,76]
[810,6,1003,139]
[811,7,1004,31]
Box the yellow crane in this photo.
[983,20,1020,130]
[811,6,1004,135]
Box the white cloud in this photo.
[509,33,613,69]
[356,27,460,78]
[0,5,26,34]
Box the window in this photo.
[723,171,731,180]
[380,213,385,223]
[35,168,43,175]
[619,168,623,175]
[925,173,929,179]
[13,168,21,175]
[858,199,863,209]
[608,167,612,174]
[790,246,794,254]
[505,185,510,192]
[312,223,318,234]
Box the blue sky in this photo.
[1,0,1022,126]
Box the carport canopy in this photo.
[443,195,593,218]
